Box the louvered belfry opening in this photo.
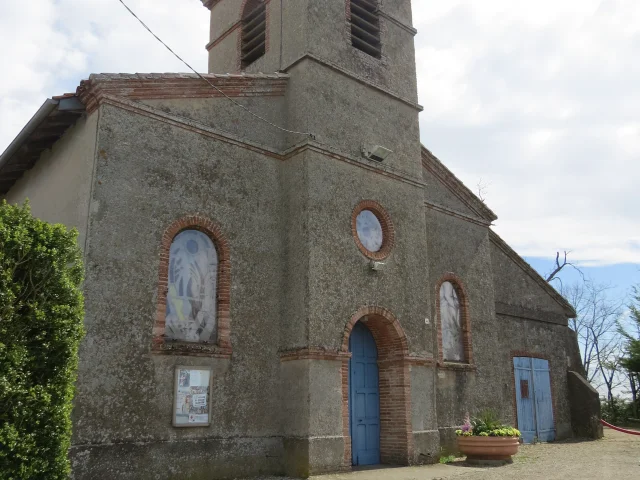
[350,0,381,58]
[241,0,266,69]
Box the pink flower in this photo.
[461,412,472,433]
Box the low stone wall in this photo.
[567,371,603,439]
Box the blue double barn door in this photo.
[349,322,381,466]
[513,357,555,444]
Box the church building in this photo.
[0,1,599,478]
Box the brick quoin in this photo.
[434,273,473,366]
[341,306,413,466]
[151,215,231,357]
[510,351,558,434]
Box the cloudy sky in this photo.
[1,0,638,288]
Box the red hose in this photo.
[600,419,640,435]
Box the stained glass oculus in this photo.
[356,210,383,252]
[440,281,465,362]
[166,230,218,342]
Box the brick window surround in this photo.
[510,351,557,435]
[351,200,395,261]
[340,306,413,467]
[151,215,231,358]
[435,273,473,367]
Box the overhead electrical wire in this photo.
[115,0,427,185]
[115,0,314,138]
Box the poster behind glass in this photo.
[173,367,211,427]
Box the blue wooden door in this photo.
[513,357,555,443]
[349,322,380,466]
[532,358,555,442]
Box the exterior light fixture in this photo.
[361,144,393,162]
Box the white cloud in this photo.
[0,0,206,149]
[0,0,638,266]
[414,0,640,266]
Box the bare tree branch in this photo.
[563,281,625,390]
[546,251,585,282]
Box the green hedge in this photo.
[0,200,85,480]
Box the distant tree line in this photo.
[547,252,639,423]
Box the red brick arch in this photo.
[151,215,231,357]
[435,272,473,366]
[341,306,408,357]
[340,306,413,467]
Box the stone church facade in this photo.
[0,1,598,478]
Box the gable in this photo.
[490,230,576,322]
[422,166,485,221]
[421,146,497,224]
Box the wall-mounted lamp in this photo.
[369,260,385,271]
[361,144,393,162]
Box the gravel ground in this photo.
[234,428,640,480]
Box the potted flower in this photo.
[455,410,521,465]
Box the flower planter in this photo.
[457,436,520,465]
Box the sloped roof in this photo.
[421,145,498,223]
[0,96,85,195]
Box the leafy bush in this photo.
[0,200,85,479]
[455,410,521,438]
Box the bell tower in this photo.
[200,2,432,476]
[201,0,421,175]
[202,0,418,98]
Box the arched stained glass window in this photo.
[165,230,218,342]
[440,281,464,362]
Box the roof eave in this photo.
[0,99,59,171]
[0,96,86,195]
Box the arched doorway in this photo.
[349,322,380,465]
[341,307,413,467]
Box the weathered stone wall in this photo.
[423,205,576,451]
[70,103,287,479]
[568,371,603,439]
[436,314,575,451]
[65,99,578,477]
[276,141,437,471]
[3,113,97,250]
[140,96,287,151]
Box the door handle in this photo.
[358,419,363,423]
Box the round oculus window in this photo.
[356,210,383,252]
[351,201,395,260]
